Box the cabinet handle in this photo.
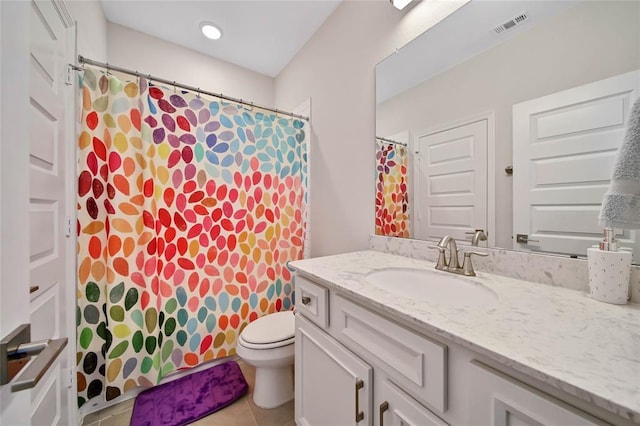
[355,379,364,422]
[379,401,389,426]
[301,296,311,305]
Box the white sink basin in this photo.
[365,267,498,308]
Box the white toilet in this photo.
[236,310,295,409]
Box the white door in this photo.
[295,315,373,426]
[415,119,488,245]
[513,70,640,257]
[1,1,75,425]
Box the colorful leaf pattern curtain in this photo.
[76,69,308,406]
[375,140,409,237]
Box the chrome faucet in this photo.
[430,235,488,276]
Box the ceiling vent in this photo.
[493,11,529,35]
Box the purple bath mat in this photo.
[130,361,248,426]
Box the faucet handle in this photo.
[428,246,448,270]
[462,250,488,276]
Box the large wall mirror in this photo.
[375,0,640,262]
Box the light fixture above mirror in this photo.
[390,0,413,11]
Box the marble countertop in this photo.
[290,250,640,423]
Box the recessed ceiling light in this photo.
[200,22,222,40]
[390,0,413,10]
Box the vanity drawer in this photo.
[468,361,606,426]
[334,295,447,413]
[294,274,329,329]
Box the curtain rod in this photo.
[72,55,310,122]
[376,136,407,147]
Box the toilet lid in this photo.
[240,311,295,345]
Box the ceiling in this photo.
[376,0,578,103]
[101,0,342,78]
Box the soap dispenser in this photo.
[587,228,631,304]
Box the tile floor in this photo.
[82,361,295,426]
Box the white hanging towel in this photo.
[599,96,640,229]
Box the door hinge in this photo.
[65,216,72,237]
[65,64,73,86]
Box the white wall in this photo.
[107,23,274,106]
[66,0,108,61]
[376,1,640,248]
[66,0,466,258]
[275,0,468,257]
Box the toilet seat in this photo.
[238,311,295,350]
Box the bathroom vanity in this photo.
[290,251,640,426]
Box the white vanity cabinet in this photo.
[295,314,373,426]
[468,361,607,426]
[293,272,629,426]
[294,274,449,426]
[292,251,640,426]
[376,378,448,426]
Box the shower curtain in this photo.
[76,68,308,406]
[375,140,409,238]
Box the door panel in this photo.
[31,362,63,425]
[1,2,32,423]
[1,1,74,424]
[415,119,488,245]
[295,315,373,426]
[28,2,72,424]
[513,70,640,257]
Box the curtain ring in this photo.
[105,62,111,75]
[173,81,176,93]
[197,88,201,98]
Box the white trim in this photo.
[62,6,78,424]
[293,99,311,259]
[486,111,496,248]
[52,0,75,28]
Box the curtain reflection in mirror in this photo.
[375,139,409,237]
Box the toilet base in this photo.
[252,365,294,409]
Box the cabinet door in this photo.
[377,379,448,426]
[468,361,607,426]
[296,314,373,426]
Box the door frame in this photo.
[59,1,79,423]
[413,111,495,247]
